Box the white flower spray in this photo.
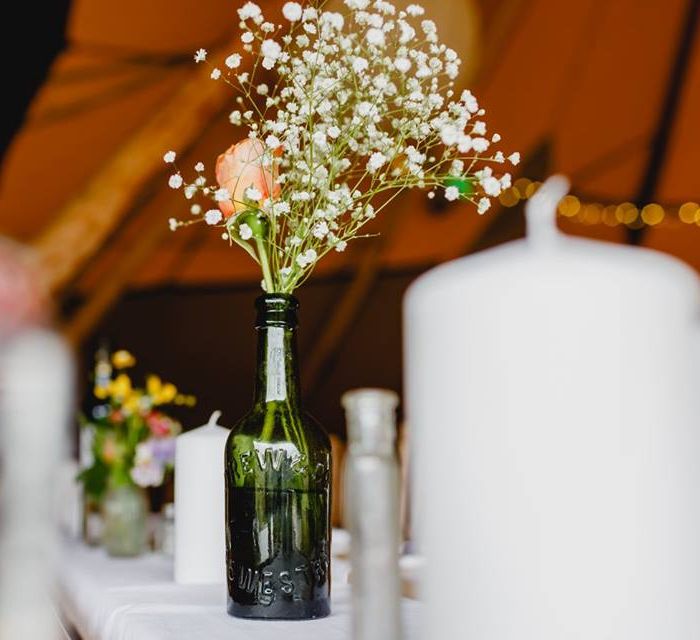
[166,0,517,293]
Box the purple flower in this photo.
[150,437,176,465]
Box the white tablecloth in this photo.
[58,540,422,640]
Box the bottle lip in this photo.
[341,387,399,411]
[255,293,299,328]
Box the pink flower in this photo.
[146,412,172,437]
[215,138,280,219]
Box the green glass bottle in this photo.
[225,294,331,620]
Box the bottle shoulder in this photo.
[224,405,331,490]
[225,404,330,452]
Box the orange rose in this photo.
[215,138,280,219]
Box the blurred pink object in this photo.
[0,237,48,339]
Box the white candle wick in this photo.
[525,175,570,247]
[207,410,222,427]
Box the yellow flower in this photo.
[122,391,142,415]
[109,373,132,400]
[147,375,161,397]
[147,375,178,405]
[112,350,136,369]
[94,385,109,400]
[159,383,178,404]
[175,394,197,407]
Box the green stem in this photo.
[260,403,277,442]
[256,238,275,292]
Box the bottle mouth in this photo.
[255,294,299,328]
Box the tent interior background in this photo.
[1,0,699,436]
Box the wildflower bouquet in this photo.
[78,350,195,498]
[165,0,517,293]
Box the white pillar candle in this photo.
[175,410,230,584]
[0,330,73,638]
[405,177,700,639]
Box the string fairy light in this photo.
[496,179,700,228]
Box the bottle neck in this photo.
[342,388,399,456]
[252,295,302,408]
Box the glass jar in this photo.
[102,475,148,557]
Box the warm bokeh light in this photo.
[678,202,700,224]
[615,202,638,225]
[558,195,581,218]
[641,203,665,226]
[601,205,618,227]
[499,187,520,207]
[493,177,700,229]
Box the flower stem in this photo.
[256,238,275,292]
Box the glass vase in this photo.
[225,294,331,620]
[102,479,148,557]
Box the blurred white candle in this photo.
[175,410,229,584]
[0,330,73,638]
[405,176,700,639]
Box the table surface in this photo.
[58,540,422,640]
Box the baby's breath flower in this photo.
[261,39,281,60]
[296,249,317,267]
[239,223,254,240]
[163,150,176,163]
[367,152,387,173]
[225,53,242,69]
[167,0,515,295]
[481,176,501,197]
[477,197,491,214]
[352,57,369,74]
[472,138,489,152]
[345,0,370,9]
[366,28,385,47]
[204,209,223,225]
[193,48,207,63]
[245,186,263,201]
[265,135,281,149]
[282,1,302,21]
[508,152,521,165]
[168,174,183,189]
[214,188,231,202]
[312,221,329,239]
[194,162,205,172]
[394,57,411,73]
[444,186,460,201]
[238,1,261,20]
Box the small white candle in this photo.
[174,410,230,584]
[405,176,700,639]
